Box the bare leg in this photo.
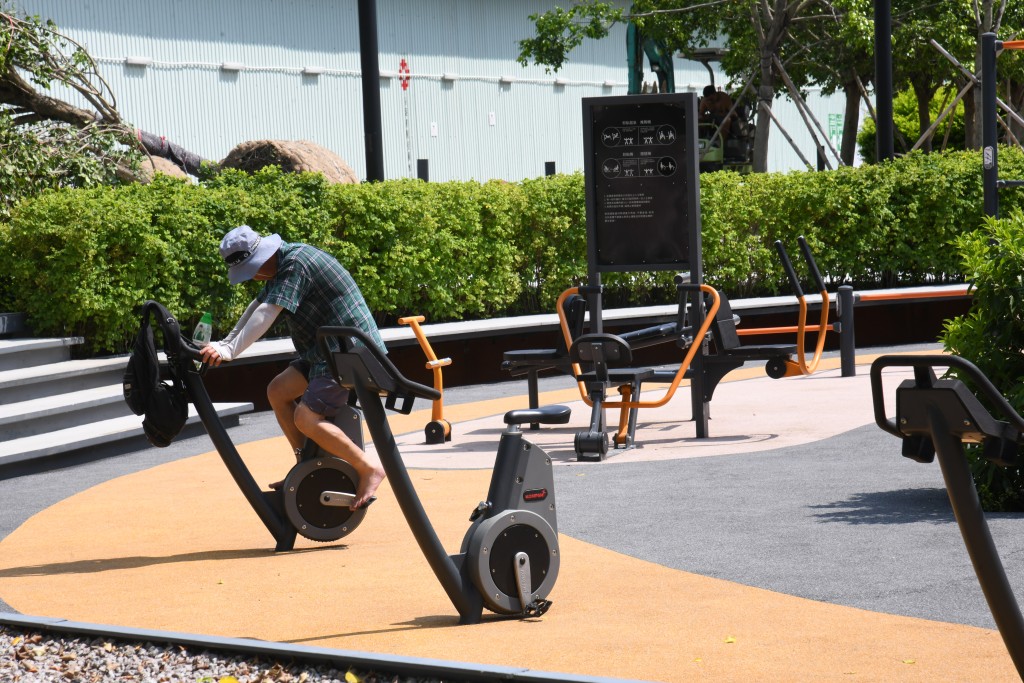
[267,365,308,456]
[294,402,385,510]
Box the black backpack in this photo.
[122,300,190,447]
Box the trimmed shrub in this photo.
[2,148,1017,355]
[942,211,1024,511]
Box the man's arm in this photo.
[199,301,284,366]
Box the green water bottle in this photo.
[192,311,213,368]
[192,311,213,347]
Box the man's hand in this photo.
[199,343,225,367]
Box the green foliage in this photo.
[0,3,142,224]
[325,178,526,322]
[517,2,625,73]
[0,149,1007,356]
[858,88,968,162]
[942,211,1024,511]
[0,111,139,222]
[517,174,589,309]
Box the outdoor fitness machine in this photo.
[154,304,564,623]
[556,279,720,458]
[769,237,831,376]
[871,354,1024,677]
[321,326,568,624]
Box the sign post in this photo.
[581,93,710,435]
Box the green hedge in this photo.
[2,148,1021,355]
[942,212,1024,511]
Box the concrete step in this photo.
[0,401,253,467]
[0,356,126,403]
[0,337,83,371]
[0,385,134,441]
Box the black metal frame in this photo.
[178,342,298,552]
[871,354,1024,677]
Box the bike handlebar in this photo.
[798,236,825,292]
[774,240,804,298]
[870,354,1024,439]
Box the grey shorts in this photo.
[290,359,348,417]
[301,376,349,417]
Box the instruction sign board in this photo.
[582,93,701,275]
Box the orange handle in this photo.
[398,315,448,421]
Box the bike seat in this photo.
[505,405,571,426]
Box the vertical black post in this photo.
[545,161,557,176]
[685,279,710,439]
[874,0,894,162]
[838,285,856,377]
[417,158,429,181]
[358,0,385,181]
[982,32,999,218]
[589,276,603,334]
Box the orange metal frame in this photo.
[555,284,721,410]
[397,315,450,424]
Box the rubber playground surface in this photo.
[2,349,1024,681]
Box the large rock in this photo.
[139,155,189,181]
[220,140,360,184]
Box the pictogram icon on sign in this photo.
[399,58,411,91]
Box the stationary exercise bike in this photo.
[318,326,570,623]
[176,334,373,552]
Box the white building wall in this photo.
[16,1,849,179]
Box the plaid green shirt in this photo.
[257,242,385,378]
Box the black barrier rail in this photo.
[871,354,1024,677]
[0,612,627,683]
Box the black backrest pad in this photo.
[570,333,633,364]
[710,291,741,351]
[561,294,587,351]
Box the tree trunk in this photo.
[841,79,861,166]
[912,80,936,153]
[963,76,978,150]
[971,41,983,149]
[0,65,210,178]
[1011,80,1024,143]
[0,66,101,128]
[752,51,775,173]
[136,130,209,177]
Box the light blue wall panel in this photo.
[15,1,847,179]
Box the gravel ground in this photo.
[0,624,439,683]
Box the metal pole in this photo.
[838,285,855,377]
[358,0,385,181]
[982,32,999,218]
[873,0,894,162]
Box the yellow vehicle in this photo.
[690,48,755,174]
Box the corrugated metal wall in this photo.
[17,0,848,179]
